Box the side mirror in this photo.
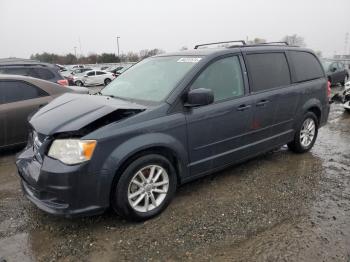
[83,75,88,77]
[185,88,214,107]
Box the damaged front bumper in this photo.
[16,144,111,217]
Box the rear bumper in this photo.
[16,146,112,217]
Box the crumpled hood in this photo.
[30,93,146,135]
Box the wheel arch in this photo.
[104,133,189,203]
[307,106,321,125]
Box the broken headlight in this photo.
[48,139,97,165]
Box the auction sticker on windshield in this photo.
[177,57,202,63]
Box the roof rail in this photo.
[194,40,246,49]
[260,41,289,45]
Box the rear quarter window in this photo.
[245,52,291,93]
[289,51,324,82]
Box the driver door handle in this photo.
[237,104,251,111]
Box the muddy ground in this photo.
[1,90,350,261]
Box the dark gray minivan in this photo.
[16,42,330,221]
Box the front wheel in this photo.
[288,112,318,153]
[75,80,84,86]
[104,78,111,85]
[112,154,177,221]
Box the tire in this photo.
[104,78,111,85]
[112,154,177,221]
[288,112,318,153]
[75,80,84,86]
[340,76,347,86]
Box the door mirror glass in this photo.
[185,88,214,107]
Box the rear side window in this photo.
[0,67,31,76]
[96,71,106,75]
[0,80,48,104]
[289,51,324,82]
[245,53,291,92]
[34,68,55,80]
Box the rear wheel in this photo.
[112,154,177,221]
[288,112,318,153]
[104,78,111,85]
[75,80,83,86]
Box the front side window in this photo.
[190,56,244,102]
[96,71,106,75]
[0,80,47,104]
[87,71,95,76]
[101,56,201,102]
[245,52,291,92]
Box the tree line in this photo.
[30,48,165,65]
[30,34,321,65]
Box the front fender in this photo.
[101,132,189,181]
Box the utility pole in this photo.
[116,36,120,61]
[74,46,77,58]
[345,32,349,57]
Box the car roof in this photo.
[0,58,56,68]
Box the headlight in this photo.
[48,139,97,165]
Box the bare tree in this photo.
[315,51,322,58]
[281,34,306,47]
[247,37,267,44]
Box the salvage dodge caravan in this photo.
[16,41,330,221]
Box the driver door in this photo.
[185,55,254,176]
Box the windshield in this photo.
[101,56,202,102]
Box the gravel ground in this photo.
[0,87,350,261]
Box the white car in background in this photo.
[74,70,116,86]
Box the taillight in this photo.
[327,80,331,98]
[57,79,69,86]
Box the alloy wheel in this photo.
[300,118,316,148]
[127,165,169,213]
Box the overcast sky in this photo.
[1,0,349,58]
